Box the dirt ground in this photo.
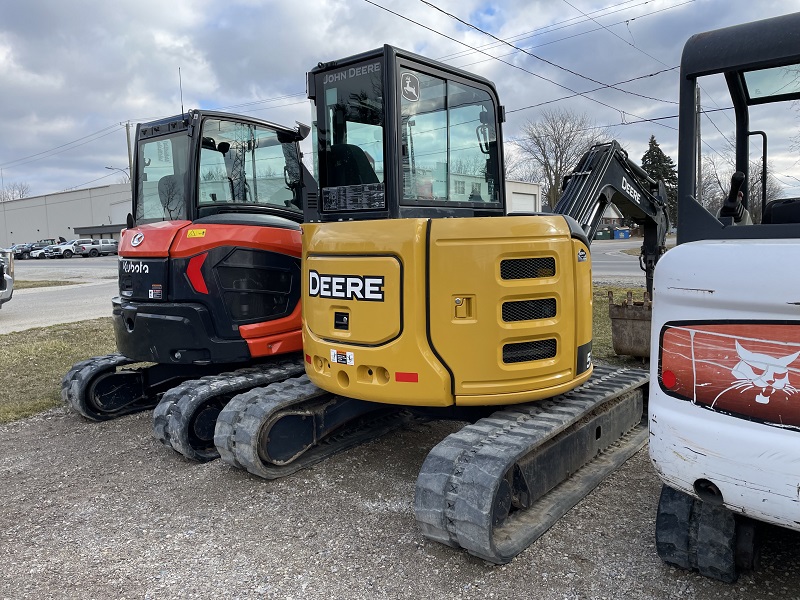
[1,406,799,600]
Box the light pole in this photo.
[105,166,130,183]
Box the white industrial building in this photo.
[0,179,542,249]
[0,184,130,248]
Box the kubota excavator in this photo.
[210,46,668,563]
[62,109,316,461]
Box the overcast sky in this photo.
[2,0,800,198]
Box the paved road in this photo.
[0,256,118,334]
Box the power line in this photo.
[439,0,655,62]
[561,0,669,67]
[419,0,674,105]
[454,1,693,73]
[0,124,123,170]
[362,0,677,131]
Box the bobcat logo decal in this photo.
[713,342,799,407]
[659,322,800,430]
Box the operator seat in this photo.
[327,144,379,187]
[762,197,800,224]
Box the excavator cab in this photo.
[306,45,505,222]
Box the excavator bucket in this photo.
[608,291,652,358]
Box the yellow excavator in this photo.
[214,45,668,563]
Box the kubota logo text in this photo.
[122,260,150,274]
[308,270,384,301]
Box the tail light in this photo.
[186,253,209,294]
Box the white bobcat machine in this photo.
[650,12,800,582]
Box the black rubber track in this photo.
[655,484,739,583]
[61,353,140,421]
[215,375,414,479]
[414,365,650,564]
[152,357,306,462]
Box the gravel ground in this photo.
[1,406,799,599]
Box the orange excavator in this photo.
[62,109,316,461]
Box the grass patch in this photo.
[0,318,115,423]
[15,280,85,290]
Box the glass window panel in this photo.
[198,119,303,213]
[744,64,800,100]
[448,81,498,203]
[135,133,189,222]
[400,70,447,200]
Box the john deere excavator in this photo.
[62,109,316,461]
[210,46,668,563]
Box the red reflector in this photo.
[305,354,311,363]
[661,369,677,390]
[395,372,418,383]
[187,253,209,294]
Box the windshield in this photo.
[198,119,304,213]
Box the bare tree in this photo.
[701,153,782,223]
[513,108,609,210]
[0,181,31,202]
[504,144,541,182]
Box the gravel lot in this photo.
[1,405,799,599]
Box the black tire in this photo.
[655,484,739,583]
[63,250,73,258]
[22,252,29,260]
[38,253,46,259]
[89,248,99,257]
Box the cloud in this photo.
[1,0,800,196]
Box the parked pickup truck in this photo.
[0,248,14,308]
[77,239,118,257]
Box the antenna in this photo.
[179,67,184,115]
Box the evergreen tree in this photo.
[640,135,678,225]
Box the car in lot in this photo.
[14,239,58,260]
[77,239,118,257]
[46,239,91,259]
[30,245,52,259]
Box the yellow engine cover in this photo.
[302,216,593,407]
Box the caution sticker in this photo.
[187,229,207,238]
[330,349,355,366]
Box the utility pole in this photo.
[125,121,133,174]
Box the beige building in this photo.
[0,184,130,247]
